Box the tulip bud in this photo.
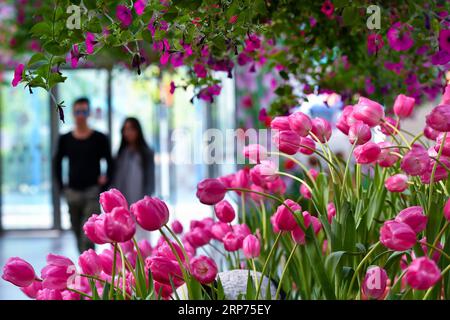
[272,130,301,155]
[78,249,101,276]
[20,280,42,299]
[444,198,450,221]
[41,254,76,290]
[190,255,218,284]
[400,144,429,176]
[98,248,122,275]
[352,97,385,127]
[196,178,227,205]
[362,266,388,300]
[288,112,312,137]
[349,121,372,145]
[211,222,233,241]
[426,104,450,132]
[156,241,185,262]
[99,188,128,213]
[353,142,381,164]
[104,207,136,243]
[272,199,301,231]
[298,137,316,155]
[423,125,439,140]
[171,220,184,234]
[243,144,267,163]
[380,220,416,251]
[327,202,336,223]
[336,105,354,135]
[393,94,415,118]
[131,196,170,231]
[145,256,184,286]
[214,200,236,223]
[185,227,211,248]
[310,117,332,143]
[222,232,243,251]
[83,213,111,244]
[434,132,450,157]
[404,257,441,290]
[300,183,312,199]
[242,234,261,259]
[395,206,427,234]
[270,116,291,130]
[1,257,36,287]
[250,160,278,187]
[385,174,408,192]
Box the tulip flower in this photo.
[348,121,372,145]
[2,257,36,287]
[336,105,355,135]
[190,256,218,284]
[196,178,227,205]
[298,137,315,155]
[400,144,429,176]
[272,199,301,231]
[395,206,427,234]
[145,256,184,286]
[250,160,277,186]
[214,200,236,223]
[138,239,153,258]
[379,220,416,251]
[310,117,332,143]
[426,104,450,132]
[327,202,336,223]
[270,116,291,130]
[171,220,184,234]
[353,142,381,164]
[222,232,243,251]
[131,196,170,231]
[352,97,385,127]
[300,183,312,199]
[242,234,261,259]
[83,213,111,244]
[362,266,388,299]
[36,288,63,300]
[243,144,267,163]
[99,188,128,213]
[434,132,450,157]
[393,94,415,118]
[41,254,76,290]
[404,257,441,290]
[377,142,399,167]
[288,111,312,137]
[98,249,122,275]
[419,237,442,263]
[185,227,211,248]
[380,117,400,136]
[78,249,102,276]
[385,174,408,192]
[104,207,136,243]
[211,222,233,241]
[423,125,439,140]
[156,241,185,262]
[272,130,301,155]
[20,281,42,299]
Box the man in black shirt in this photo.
[53,97,113,252]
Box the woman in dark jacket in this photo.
[113,117,155,206]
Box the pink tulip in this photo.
[36,288,63,300]
[362,266,388,300]
[154,281,172,299]
[104,207,136,242]
[270,116,291,130]
[400,144,429,176]
[171,220,184,234]
[298,137,316,155]
[250,160,277,186]
[242,234,261,259]
[145,256,184,286]
[2,257,36,287]
[352,97,385,127]
[419,237,442,263]
[380,117,400,136]
[185,227,211,248]
[353,142,381,164]
[442,84,450,104]
[349,121,372,145]
[99,188,128,213]
[98,249,121,275]
[385,174,408,192]
[393,94,415,118]
[11,64,24,87]
[327,202,336,223]
[377,142,399,167]
[190,256,218,284]
[78,249,101,276]
[41,254,76,290]
[423,125,439,140]
[379,220,416,251]
[222,232,243,251]
[434,132,450,157]
[231,169,250,190]
[243,144,267,163]
[445,198,450,221]
[61,290,80,300]
[300,183,312,199]
[405,257,441,290]
[426,104,450,132]
[136,239,152,259]
[310,117,332,143]
[288,112,312,137]
[131,196,169,231]
[83,213,111,244]
[20,280,42,299]
[196,178,227,205]
[266,176,286,194]
[156,241,185,262]
[272,199,301,231]
[336,105,354,135]
[211,222,233,241]
[395,206,427,234]
[272,130,301,155]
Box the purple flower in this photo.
[367,34,384,55]
[439,29,450,53]
[431,50,450,66]
[11,64,24,87]
[68,44,81,68]
[134,0,146,16]
[116,5,133,27]
[387,22,414,51]
[85,32,96,55]
[194,63,207,78]
[170,81,176,94]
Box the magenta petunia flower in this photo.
[169,81,176,94]
[438,29,450,53]
[116,5,133,27]
[194,63,207,78]
[134,0,146,16]
[431,50,450,65]
[384,61,404,75]
[367,34,384,55]
[160,51,170,65]
[85,32,96,54]
[321,0,334,18]
[387,22,414,51]
[11,64,24,87]
[68,44,81,68]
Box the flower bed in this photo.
[3,90,450,300]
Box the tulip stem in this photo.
[381,119,411,149]
[267,152,317,187]
[109,243,118,300]
[260,200,267,248]
[241,192,246,225]
[118,246,127,299]
[67,288,93,300]
[275,244,298,300]
[164,225,191,264]
[427,132,447,214]
[429,221,450,259]
[251,259,258,290]
[276,171,312,192]
[255,231,282,300]
[419,240,450,261]
[346,241,381,298]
